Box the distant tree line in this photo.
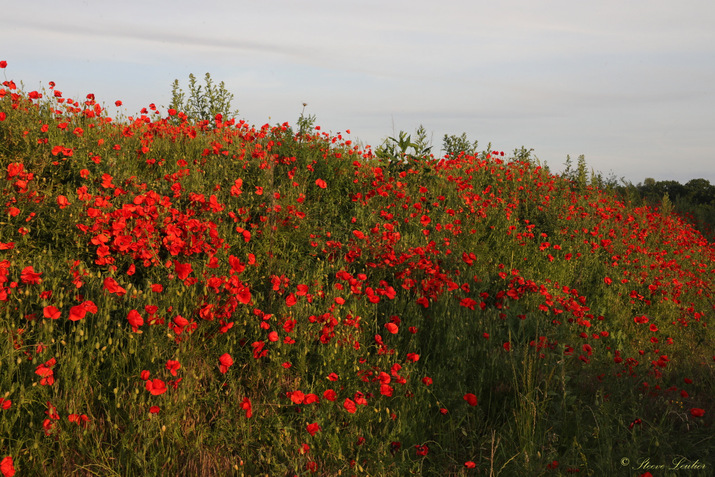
[624,177,715,239]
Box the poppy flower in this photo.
[68,414,90,426]
[323,389,337,401]
[165,360,181,376]
[315,178,327,189]
[343,398,357,413]
[690,408,705,417]
[240,397,252,418]
[103,277,127,296]
[0,456,15,477]
[465,461,476,469]
[306,422,321,436]
[463,393,478,406]
[415,444,429,456]
[43,305,61,320]
[145,379,167,395]
[127,309,144,332]
[174,261,192,280]
[68,305,86,322]
[20,266,42,285]
[56,195,71,209]
[219,353,233,374]
[288,390,305,404]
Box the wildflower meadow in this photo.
[0,61,712,476]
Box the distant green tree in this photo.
[169,73,238,123]
[562,154,589,190]
[684,178,715,204]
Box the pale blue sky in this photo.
[2,0,714,183]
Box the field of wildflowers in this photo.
[0,61,712,476]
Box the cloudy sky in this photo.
[2,0,714,184]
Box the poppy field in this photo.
[0,62,713,476]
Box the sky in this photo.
[2,0,714,184]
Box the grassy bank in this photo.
[0,68,712,476]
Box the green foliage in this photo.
[169,72,238,123]
[296,103,316,139]
[376,125,433,165]
[442,132,479,158]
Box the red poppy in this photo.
[343,398,357,413]
[103,277,127,296]
[165,360,181,376]
[306,422,321,436]
[145,379,167,395]
[218,353,233,374]
[240,397,252,418]
[149,406,160,414]
[56,195,71,209]
[323,389,337,401]
[690,408,705,417]
[385,322,398,334]
[20,266,42,285]
[68,304,86,322]
[463,393,478,406]
[415,444,429,456]
[0,61,7,68]
[174,261,192,280]
[68,414,90,426]
[464,461,476,469]
[288,390,305,404]
[315,178,327,189]
[43,305,60,320]
[127,309,144,332]
[285,293,297,307]
[0,456,15,477]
